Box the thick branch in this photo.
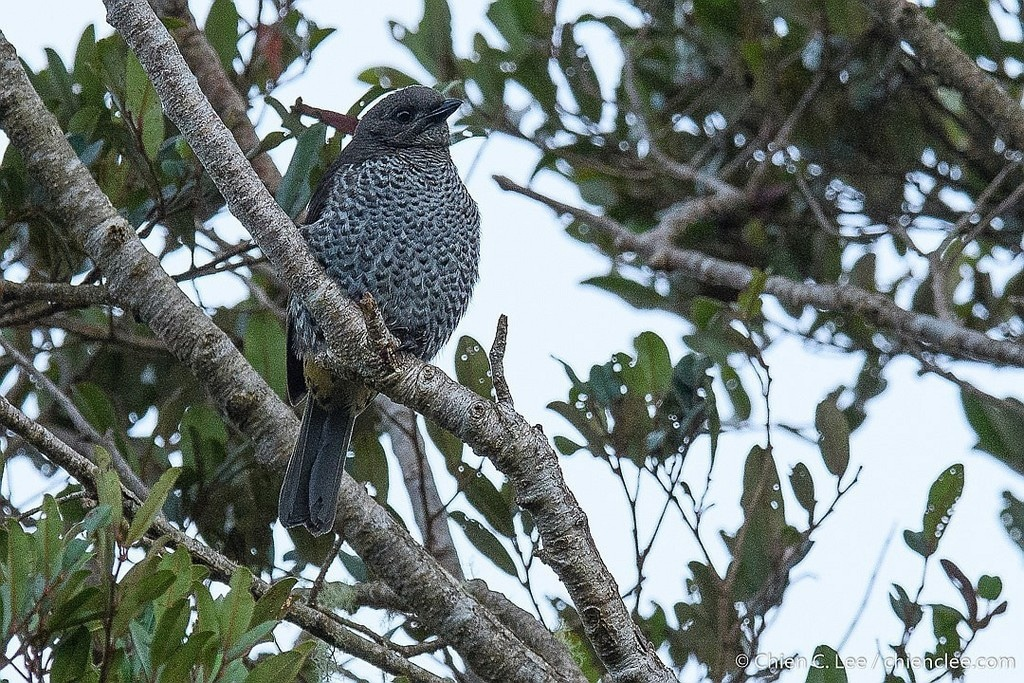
[495,175,1024,368]
[0,281,111,308]
[867,0,1024,151]
[1,25,563,683]
[101,0,662,679]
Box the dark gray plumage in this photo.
[280,86,480,536]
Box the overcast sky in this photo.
[3,1,1024,681]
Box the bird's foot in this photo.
[357,292,401,372]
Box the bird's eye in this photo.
[393,109,414,123]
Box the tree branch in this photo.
[867,0,1024,151]
[1,25,567,683]
[0,281,111,308]
[100,0,665,679]
[494,175,1024,369]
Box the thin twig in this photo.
[838,527,896,651]
[488,315,513,407]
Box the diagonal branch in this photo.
[99,0,666,679]
[0,29,569,683]
[0,29,567,683]
[866,0,1024,151]
[495,175,1024,369]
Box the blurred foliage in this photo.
[2,0,1023,680]
[372,0,1024,475]
[0,493,307,681]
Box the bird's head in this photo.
[354,85,462,150]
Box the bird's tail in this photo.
[279,399,356,535]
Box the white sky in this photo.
[3,1,1024,681]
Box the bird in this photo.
[279,85,481,536]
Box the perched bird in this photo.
[279,86,481,536]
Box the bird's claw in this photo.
[358,292,401,372]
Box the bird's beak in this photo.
[424,98,463,123]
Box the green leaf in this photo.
[72,25,100,102]
[337,550,367,582]
[254,130,289,157]
[425,418,464,469]
[720,365,751,422]
[112,568,175,637]
[462,474,515,537]
[725,445,795,601]
[349,424,389,501]
[805,645,847,683]
[815,393,850,477]
[179,404,228,477]
[194,583,220,638]
[357,66,419,90]
[158,629,215,683]
[77,503,113,535]
[737,269,767,319]
[151,598,190,667]
[51,626,94,683]
[225,620,276,661]
[220,567,256,653]
[73,382,117,432]
[889,583,923,628]
[450,511,517,575]
[789,463,816,521]
[245,641,316,683]
[125,52,164,160]
[94,446,123,536]
[928,603,963,661]
[554,435,584,455]
[978,574,1002,601]
[454,335,493,399]
[4,521,33,626]
[40,494,63,581]
[557,23,603,122]
[204,0,240,73]
[905,464,964,558]
[276,122,327,218]
[628,331,672,396]
[583,274,669,311]
[243,311,288,399]
[251,577,297,627]
[961,391,1024,474]
[129,617,155,679]
[392,0,454,79]
[126,467,180,546]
